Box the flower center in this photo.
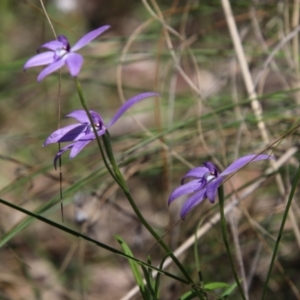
[54,49,68,60]
[204,172,217,183]
[86,120,104,135]
[89,122,102,131]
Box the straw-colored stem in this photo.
[220,0,269,145]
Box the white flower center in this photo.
[205,174,216,183]
[55,49,68,59]
[88,123,101,132]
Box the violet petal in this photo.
[54,143,74,169]
[65,53,83,77]
[71,25,111,52]
[220,154,273,177]
[39,40,64,51]
[106,92,159,128]
[44,124,88,145]
[90,111,105,125]
[24,52,55,69]
[180,189,207,219]
[37,58,66,82]
[66,110,91,123]
[181,166,209,184]
[168,179,201,206]
[206,177,223,203]
[203,162,218,175]
[69,140,91,158]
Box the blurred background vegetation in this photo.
[1,0,300,299]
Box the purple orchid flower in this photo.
[24,25,110,82]
[168,154,274,219]
[44,92,159,168]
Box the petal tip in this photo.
[37,73,44,82]
[180,211,187,220]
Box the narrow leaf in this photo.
[115,235,146,297]
[204,282,229,290]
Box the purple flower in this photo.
[168,154,274,219]
[44,92,159,168]
[24,25,110,82]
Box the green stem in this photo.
[261,164,300,300]
[218,186,246,300]
[73,78,118,184]
[73,78,197,289]
[101,132,196,285]
[194,223,207,300]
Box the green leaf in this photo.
[115,235,146,297]
[141,265,156,300]
[178,290,198,300]
[154,253,170,298]
[221,282,238,297]
[204,282,229,290]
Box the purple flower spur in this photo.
[24,25,110,81]
[168,154,274,219]
[44,92,159,168]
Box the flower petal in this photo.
[106,92,159,128]
[57,35,69,48]
[65,53,83,77]
[71,25,111,52]
[66,110,91,123]
[69,140,91,158]
[181,166,209,184]
[37,58,66,82]
[180,189,207,219]
[24,52,55,69]
[203,162,218,176]
[53,143,75,169]
[44,124,88,145]
[39,40,64,51]
[206,177,223,203]
[220,154,274,176]
[168,179,202,206]
[77,128,107,141]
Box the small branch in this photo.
[221,0,269,145]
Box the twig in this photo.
[221,0,269,145]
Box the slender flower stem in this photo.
[101,132,197,286]
[218,186,246,300]
[73,78,197,290]
[102,132,126,186]
[261,164,300,300]
[73,78,118,184]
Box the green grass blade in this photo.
[0,196,195,286]
[115,235,147,298]
[261,163,300,300]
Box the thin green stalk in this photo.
[261,164,300,300]
[102,132,127,186]
[0,197,188,285]
[218,186,246,300]
[101,132,196,285]
[74,78,200,293]
[73,78,118,184]
[194,221,207,300]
